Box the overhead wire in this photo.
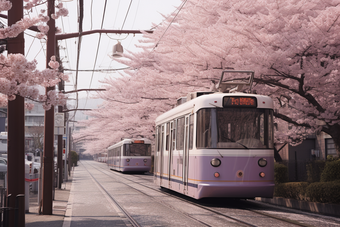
[90,0,94,30]
[121,0,133,30]
[106,0,135,69]
[125,0,140,50]
[23,6,46,61]
[60,14,72,71]
[85,0,109,107]
[69,0,84,121]
[152,0,188,51]
[86,0,135,107]
[105,0,122,71]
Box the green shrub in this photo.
[70,150,79,167]
[274,182,309,200]
[306,160,326,183]
[326,155,339,161]
[320,159,340,182]
[306,181,340,203]
[274,163,288,185]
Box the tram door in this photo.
[183,115,190,192]
[119,146,122,170]
[160,125,165,186]
[168,121,174,187]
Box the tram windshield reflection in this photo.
[124,144,151,156]
[196,108,273,149]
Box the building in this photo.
[277,131,337,182]
[24,102,45,154]
[1,101,46,155]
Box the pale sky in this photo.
[21,0,182,113]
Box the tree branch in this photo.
[274,112,311,128]
[63,89,106,94]
[141,97,169,100]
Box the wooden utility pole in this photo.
[7,0,25,226]
[42,0,55,215]
[56,43,64,189]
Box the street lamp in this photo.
[112,41,123,58]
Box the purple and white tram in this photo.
[154,92,275,199]
[107,138,152,173]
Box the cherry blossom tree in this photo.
[0,0,69,109]
[75,0,340,155]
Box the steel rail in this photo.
[90,161,312,227]
[87,161,253,227]
[86,161,212,227]
[82,162,141,227]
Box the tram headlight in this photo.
[126,159,130,162]
[258,158,267,167]
[211,158,221,167]
[143,159,147,163]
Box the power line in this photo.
[86,0,108,108]
[153,0,188,50]
[64,67,130,72]
[121,0,133,30]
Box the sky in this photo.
[21,0,182,117]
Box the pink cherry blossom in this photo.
[0,0,70,110]
[74,0,340,155]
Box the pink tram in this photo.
[107,138,152,173]
[154,71,275,199]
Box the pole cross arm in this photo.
[61,108,94,112]
[56,29,153,40]
[63,88,106,94]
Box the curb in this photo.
[256,197,340,217]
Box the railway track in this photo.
[82,161,142,227]
[84,160,326,227]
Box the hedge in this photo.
[320,159,340,182]
[306,181,340,203]
[70,150,79,167]
[274,182,309,200]
[306,160,325,183]
[274,163,288,185]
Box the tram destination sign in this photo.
[223,96,257,107]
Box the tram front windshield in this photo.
[123,144,151,156]
[196,108,274,149]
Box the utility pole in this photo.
[56,43,64,189]
[7,0,25,226]
[42,0,55,215]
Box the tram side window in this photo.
[176,117,185,150]
[172,121,176,150]
[196,109,211,148]
[156,126,161,152]
[189,115,194,150]
[114,147,120,157]
[161,125,164,151]
[166,122,170,151]
[268,110,274,148]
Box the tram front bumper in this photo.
[196,182,275,199]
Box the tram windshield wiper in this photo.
[235,142,248,149]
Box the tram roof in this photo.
[155,92,273,125]
[107,138,152,150]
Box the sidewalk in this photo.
[25,161,128,227]
[25,174,72,227]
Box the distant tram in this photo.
[154,70,275,199]
[107,138,152,173]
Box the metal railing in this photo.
[1,193,24,227]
